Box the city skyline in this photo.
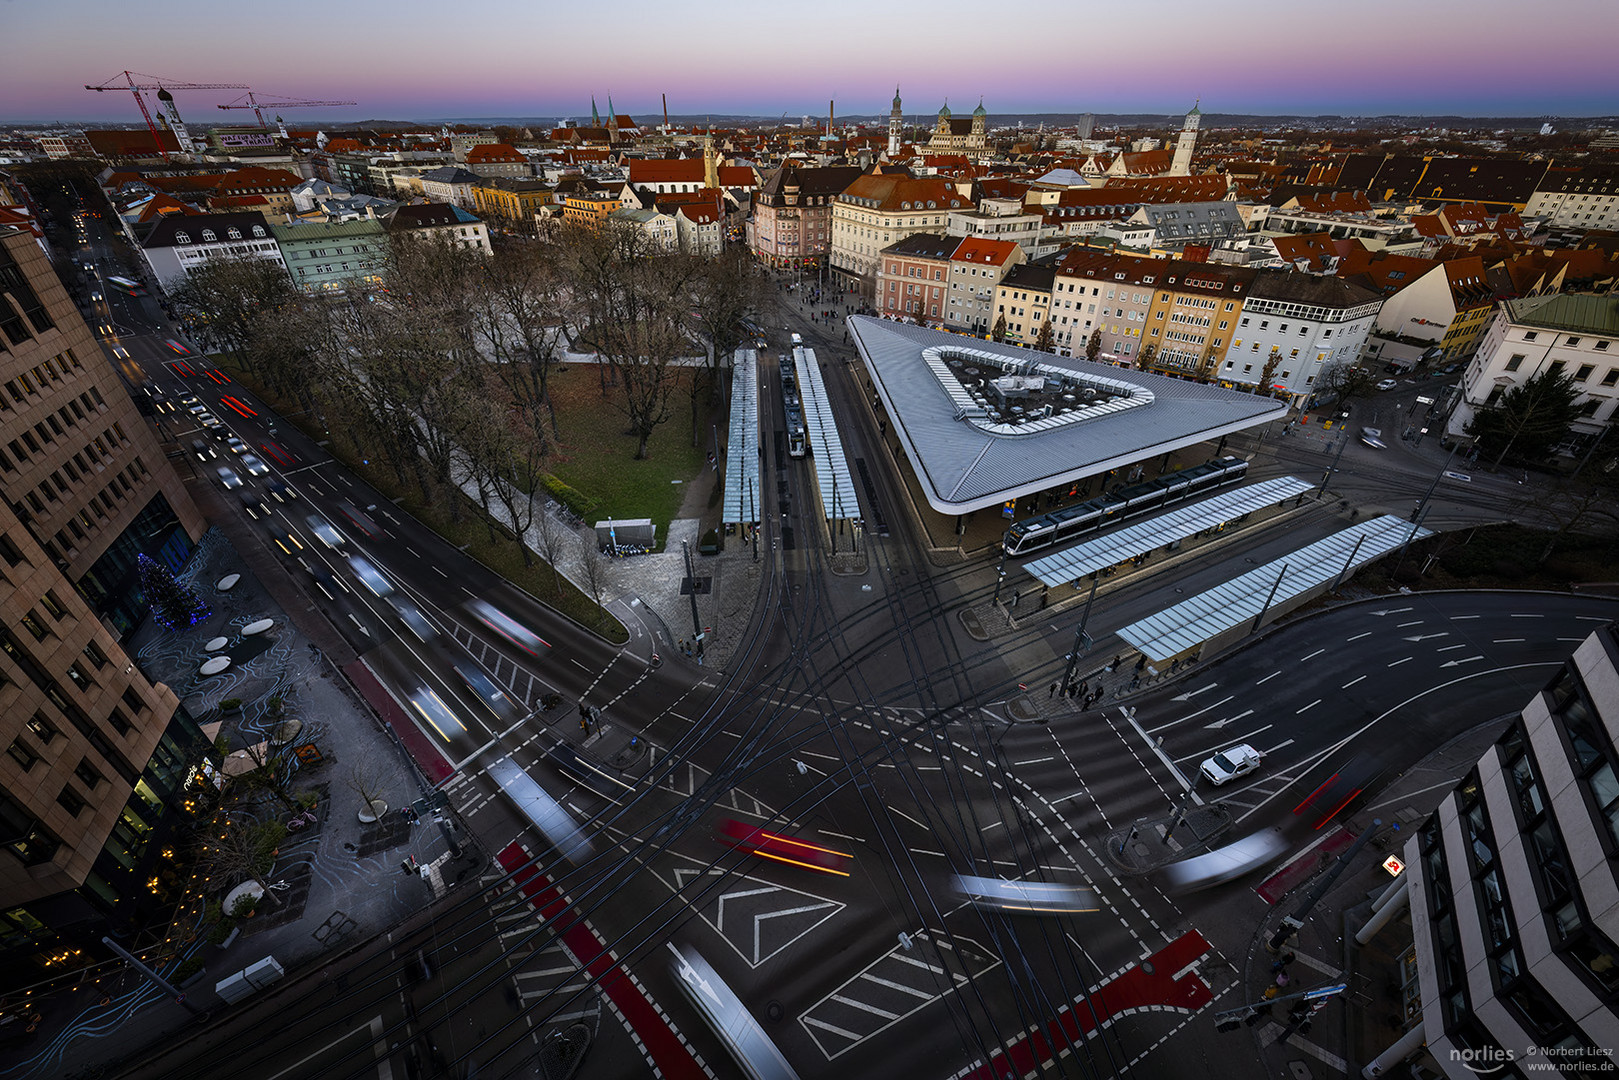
[6,0,1619,124]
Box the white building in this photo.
[139,211,285,293]
[1222,273,1383,404]
[1169,103,1200,177]
[1380,627,1619,1079]
[1524,166,1619,233]
[1447,294,1619,457]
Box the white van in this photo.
[790,332,802,347]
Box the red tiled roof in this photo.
[677,202,723,224]
[628,159,705,184]
[950,237,1019,265]
[465,143,524,163]
[839,174,966,212]
[717,165,755,187]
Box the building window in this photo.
[72,758,103,790]
[1505,354,1525,372]
[66,662,94,691]
[20,611,49,641]
[6,739,39,771]
[26,712,57,745]
[1575,364,1594,382]
[57,787,86,817]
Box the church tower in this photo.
[607,95,619,143]
[703,133,719,190]
[971,98,987,142]
[888,86,903,158]
[1170,101,1200,176]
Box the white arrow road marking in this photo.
[1171,683,1219,702]
[1402,633,1449,642]
[1369,607,1414,616]
[1205,708,1255,730]
[1442,655,1485,667]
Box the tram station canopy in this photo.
[723,350,761,526]
[1116,515,1434,661]
[848,316,1287,514]
[1021,475,1316,587]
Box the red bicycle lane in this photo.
[961,929,1216,1080]
[496,843,714,1079]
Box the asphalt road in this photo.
[89,248,1619,1080]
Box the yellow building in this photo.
[473,178,554,232]
[561,190,623,226]
[1142,263,1255,377]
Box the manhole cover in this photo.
[765,1000,783,1022]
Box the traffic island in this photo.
[1105,802,1231,875]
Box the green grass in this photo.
[542,363,713,540]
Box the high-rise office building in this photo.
[0,225,210,992]
[1384,626,1619,1077]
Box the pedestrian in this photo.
[1108,654,1121,672]
[1262,985,1280,1001]
[1049,681,1058,699]
[1135,655,1148,672]
[1080,696,1093,712]
[1275,971,1290,988]
[1011,590,1020,608]
[1129,674,1141,690]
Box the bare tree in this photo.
[575,533,614,614]
[471,240,571,451]
[167,255,300,369]
[559,220,699,459]
[346,759,398,822]
[1314,359,1380,415]
[687,244,767,403]
[534,504,569,595]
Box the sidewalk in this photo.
[2,523,469,1080]
[1236,719,1505,1078]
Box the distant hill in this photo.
[332,112,1618,133]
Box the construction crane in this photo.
[218,92,357,139]
[84,71,251,159]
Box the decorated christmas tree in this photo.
[136,553,210,630]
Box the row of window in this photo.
[1503,353,1619,386]
[44,457,150,559]
[8,423,132,523]
[0,386,108,471]
[173,225,269,244]
[0,349,82,408]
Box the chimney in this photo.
[662,93,668,133]
[829,100,834,135]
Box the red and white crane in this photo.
[84,71,251,159]
[217,92,358,139]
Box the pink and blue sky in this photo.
[6,0,1617,124]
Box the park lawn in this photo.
[542,362,714,541]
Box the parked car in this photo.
[1375,378,1399,391]
[1200,744,1264,786]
